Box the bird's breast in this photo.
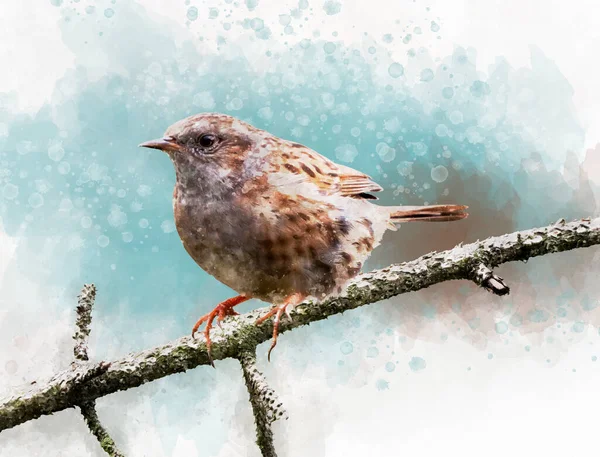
[172,181,387,303]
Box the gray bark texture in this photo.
[79,400,125,457]
[239,350,286,457]
[0,217,599,456]
[73,284,127,456]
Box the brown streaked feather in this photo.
[390,205,469,222]
[272,141,384,199]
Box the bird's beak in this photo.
[139,137,181,153]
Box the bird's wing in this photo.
[270,142,383,199]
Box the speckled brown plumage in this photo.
[140,113,468,361]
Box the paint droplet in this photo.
[250,18,264,31]
[3,184,18,200]
[28,193,44,208]
[420,68,434,82]
[324,42,336,54]
[487,353,494,360]
[408,356,426,372]
[80,216,92,228]
[335,144,358,163]
[137,185,152,197]
[470,80,491,98]
[510,314,523,327]
[323,0,342,15]
[258,107,273,120]
[340,341,353,355]
[495,322,508,334]
[161,220,175,233]
[97,235,110,247]
[187,6,199,21]
[5,360,18,374]
[388,62,404,78]
[449,110,463,124]
[366,347,379,358]
[376,142,396,162]
[592,356,597,362]
[15,338,32,354]
[571,322,585,333]
[107,208,127,227]
[385,362,395,372]
[104,8,114,18]
[376,379,389,390]
[58,162,71,174]
[528,309,549,323]
[431,165,448,183]
[228,98,244,110]
[193,91,216,110]
[48,143,65,162]
[442,87,454,99]
[435,124,449,137]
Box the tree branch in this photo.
[238,350,286,457]
[1,217,598,434]
[79,400,125,457]
[74,284,96,362]
[71,284,125,457]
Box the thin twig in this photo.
[239,350,286,457]
[0,217,599,432]
[74,284,96,362]
[80,400,125,457]
[72,284,126,457]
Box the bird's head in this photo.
[139,113,260,181]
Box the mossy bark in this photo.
[239,350,286,457]
[80,400,125,457]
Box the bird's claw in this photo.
[191,295,249,367]
[255,294,304,362]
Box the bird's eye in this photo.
[198,134,217,149]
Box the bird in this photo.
[140,113,467,364]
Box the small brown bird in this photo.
[140,113,467,363]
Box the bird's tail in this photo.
[389,205,468,223]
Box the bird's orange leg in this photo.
[192,295,250,366]
[256,293,305,362]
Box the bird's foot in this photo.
[256,293,305,362]
[192,295,249,367]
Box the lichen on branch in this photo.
[239,350,286,457]
[74,284,97,362]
